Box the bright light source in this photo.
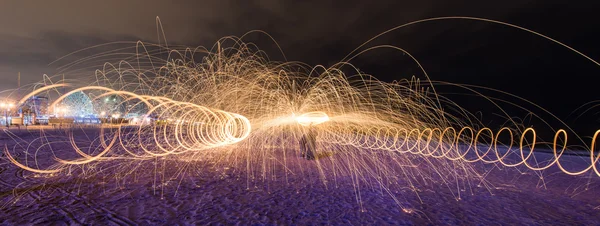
[295,111,330,126]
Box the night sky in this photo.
[1,0,599,138]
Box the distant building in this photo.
[23,95,49,116]
[20,95,49,124]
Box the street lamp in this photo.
[110,113,121,124]
[7,103,13,127]
[56,107,62,118]
[1,102,13,127]
[55,107,67,118]
[1,103,5,127]
[100,111,106,124]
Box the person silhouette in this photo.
[299,123,317,160]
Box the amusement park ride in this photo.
[0,72,136,127]
[1,75,126,126]
[2,94,129,127]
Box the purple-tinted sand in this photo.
[1,127,599,225]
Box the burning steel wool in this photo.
[1,17,599,212]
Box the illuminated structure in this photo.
[59,91,95,117]
[20,95,49,124]
[0,101,14,126]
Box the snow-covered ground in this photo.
[1,127,599,225]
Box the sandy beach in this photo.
[1,127,599,225]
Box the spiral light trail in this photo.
[2,18,599,207]
[4,86,251,174]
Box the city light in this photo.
[0,101,13,127]
[0,101,14,109]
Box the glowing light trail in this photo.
[2,17,599,210]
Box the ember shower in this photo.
[4,18,600,209]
